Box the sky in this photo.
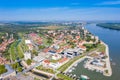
[0,0,120,21]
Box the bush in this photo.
[0,65,7,75]
[26,59,32,65]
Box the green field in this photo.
[8,35,28,61]
[57,73,73,80]
[36,65,56,74]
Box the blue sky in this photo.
[0,0,120,21]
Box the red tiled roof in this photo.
[44,60,50,64]
[59,57,68,63]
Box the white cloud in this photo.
[96,0,120,5]
[0,7,120,21]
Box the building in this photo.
[52,54,61,60]
[91,59,105,67]
[63,48,82,58]
[42,59,50,67]
[24,52,31,60]
[25,40,31,44]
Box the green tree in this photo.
[0,65,7,75]
[39,45,45,49]
[17,67,22,72]
[26,59,32,65]
[32,49,38,56]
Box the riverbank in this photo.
[64,56,86,73]
[96,23,120,30]
[102,42,112,76]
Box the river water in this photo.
[72,24,120,80]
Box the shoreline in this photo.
[64,56,86,73]
[64,42,112,77]
[102,42,112,76]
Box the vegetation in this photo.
[8,41,18,61]
[58,55,84,72]
[84,43,98,51]
[96,23,120,30]
[98,44,106,52]
[57,73,72,80]
[105,70,108,73]
[0,65,7,75]
[39,45,46,49]
[36,65,55,74]
[11,62,23,72]
[8,39,25,61]
[26,59,32,65]
[32,49,38,56]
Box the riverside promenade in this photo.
[64,42,112,77]
[64,49,99,73]
[103,42,112,76]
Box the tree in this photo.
[11,62,19,69]
[39,45,45,49]
[17,67,22,72]
[32,49,38,56]
[0,65,7,75]
[26,59,32,65]
[47,37,53,45]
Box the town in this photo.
[0,22,112,80]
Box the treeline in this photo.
[96,23,120,30]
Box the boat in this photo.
[80,75,90,80]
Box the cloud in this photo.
[0,7,120,21]
[96,0,120,5]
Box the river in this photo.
[72,24,120,80]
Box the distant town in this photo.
[0,22,112,80]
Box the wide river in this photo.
[72,24,120,80]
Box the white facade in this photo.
[25,40,31,44]
[24,52,31,60]
[52,54,61,60]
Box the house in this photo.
[53,45,60,50]
[42,60,50,67]
[63,48,82,58]
[25,40,31,44]
[24,52,31,60]
[49,63,59,69]
[76,36,80,40]
[58,57,68,64]
[33,54,44,62]
[79,45,86,51]
[91,59,105,67]
[0,57,7,64]
[52,54,61,60]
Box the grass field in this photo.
[57,73,73,80]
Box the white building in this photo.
[49,63,59,69]
[95,36,99,42]
[25,40,31,44]
[52,54,61,60]
[24,52,31,60]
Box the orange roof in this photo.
[79,45,86,49]
[76,36,80,39]
[44,60,50,64]
[59,57,68,63]
[43,48,49,53]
